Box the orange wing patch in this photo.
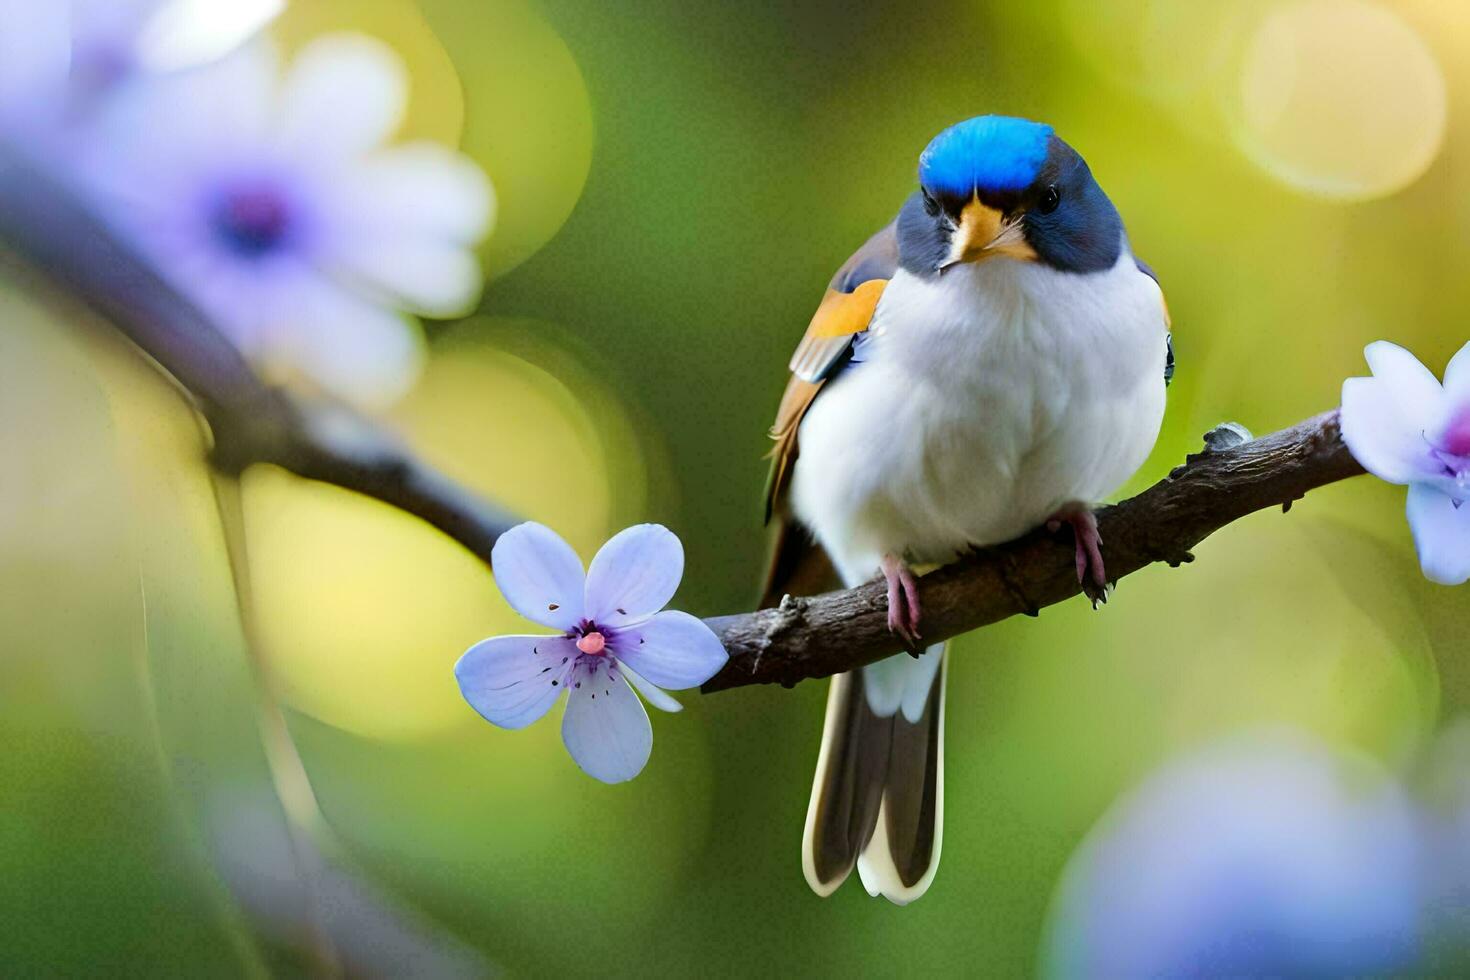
[790,281,886,382]
[766,279,890,521]
[766,220,898,525]
[812,279,886,338]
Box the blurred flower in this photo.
[0,1,279,120]
[1043,732,1424,978]
[1341,340,1470,585]
[77,33,494,407]
[0,1,70,121]
[455,523,728,784]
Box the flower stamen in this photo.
[576,631,607,656]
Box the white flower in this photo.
[1341,340,1470,585]
[78,33,495,407]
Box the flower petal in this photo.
[1443,340,1470,409]
[619,662,683,713]
[561,661,652,783]
[489,522,586,630]
[1406,484,1470,586]
[332,142,494,244]
[584,524,684,626]
[1341,342,1446,485]
[614,610,728,690]
[455,635,575,729]
[0,0,69,115]
[315,143,493,315]
[276,34,407,161]
[254,269,424,409]
[1365,341,1444,406]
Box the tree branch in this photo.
[0,139,1369,699]
[0,141,517,564]
[702,412,1363,691]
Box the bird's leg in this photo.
[1046,503,1109,606]
[880,553,922,649]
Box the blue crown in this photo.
[918,116,1053,197]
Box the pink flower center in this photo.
[576,631,607,656]
[1439,407,1470,458]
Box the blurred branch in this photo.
[703,412,1364,691]
[0,141,1368,698]
[211,474,342,979]
[0,141,517,564]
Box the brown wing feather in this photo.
[759,221,898,607]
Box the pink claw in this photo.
[881,554,923,647]
[1048,505,1108,605]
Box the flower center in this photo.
[1438,407,1470,459]
[212,184,294,257]
[576,631,607,656]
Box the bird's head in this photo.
[898,115,1123,276]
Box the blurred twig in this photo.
[0,141,518,563]
[211,474,343,979]
[0,140,1368,699]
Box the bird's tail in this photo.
[801,643,947,905]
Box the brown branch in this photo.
[0,139,1369,700]
[702,412,1363,691]
[0,141,516,564]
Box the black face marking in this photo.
[896,191,949,277]
[1165,333,1176,386]
[1018,137,1122,273]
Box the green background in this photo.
[3,0,1468,974]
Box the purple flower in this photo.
[0,1,70,121]
[1341,340,1470,585]
[74,33,494,407]
[0,1,281,120]
[1044,732,1424,978]
[455,523,729,784]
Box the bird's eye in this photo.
[1038,184,1060,214]
[921,189,940,217]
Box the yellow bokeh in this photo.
[413,0,594,277]
[1231,0,1447,200]
[246,328,647,741]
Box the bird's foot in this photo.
[1046,504,1109,607]
[881,554,923,650]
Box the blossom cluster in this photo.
[0,0,493,407]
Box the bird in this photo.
[761,115,1173,904]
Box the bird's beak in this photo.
[939,197,1036,272]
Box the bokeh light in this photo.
[416,0,593,277]
[1231,0,1447,200]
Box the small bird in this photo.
[762,115,1172,904]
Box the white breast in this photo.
[789,249,1168,587]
